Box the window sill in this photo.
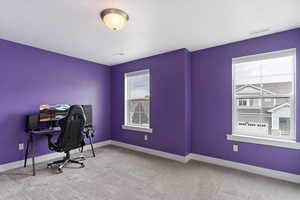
[227,134,300,150]
[122,125,153,133]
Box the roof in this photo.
[236,84,274,95]
[267,103,290,113]
[236,82,292,95]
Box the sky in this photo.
[235,55,294,85]
[127,73,150,99]
[126,55,294,97]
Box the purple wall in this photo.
[1,27,299,176]
[111,49,191,156]
[191,28,300,175]
[184,51,192,154]
[0,39,111,165]
[110,28,300,175]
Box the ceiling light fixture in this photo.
[100,8,129,31]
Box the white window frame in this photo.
[122,69,152,133]
[228,49,299,149]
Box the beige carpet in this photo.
[0,146,299,200]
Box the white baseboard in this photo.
[189,153,300,184]
[2,139,299,184]
[111,141,189,163]
[0,140,112,173]
[110,141,300,184]
[0,152,63,173]
[84,140,112,149]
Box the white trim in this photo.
[232,48,297,141]
[124,69,151,131]
[122,125,153,133]
[189,153,300,184]
[2,139,300,184]
[291,50,297,140]
[124,71,128,127]
[125,69,150,77]
[110,141,300,184]
[111,141,189,163]
[86,140,112,149]
[0,152,63,173]
[232,59,237,139]
[227,134,300,149]
[232,48,296,64]
[0,140,112,173]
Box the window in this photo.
[238,99,248,107]
[237,98,261,108]
[232,49,296,140]
[123,69,151,132]
[279,118,290,136]
[250,98,261,107]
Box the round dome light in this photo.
[100,8,129,31]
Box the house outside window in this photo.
[232,49,296,140]
[123,69,151,132]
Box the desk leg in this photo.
[24,135,31,168]
[88,135,95,157]
[30,135,36,176]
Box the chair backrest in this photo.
[56,105,86,152]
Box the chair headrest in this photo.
[67,105,86,122]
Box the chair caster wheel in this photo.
[57,168,63,173]
[80,157,86,161]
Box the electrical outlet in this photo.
[144,135,148,141]
[19,143,24,151]
[233,144,238,152]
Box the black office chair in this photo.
[47,105,86,173]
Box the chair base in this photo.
[47,151,85,173]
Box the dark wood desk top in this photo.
[29,125,94,135]
[30,128,61,135]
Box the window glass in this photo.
[233,50,295,140]
[125,70,150,128]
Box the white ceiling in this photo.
[0,0,299,66]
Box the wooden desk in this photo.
[24,129,60,176]
[24,126,95,176]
